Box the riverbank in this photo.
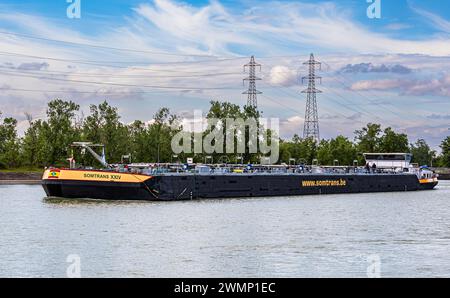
[0,171,43,185]
[432,168,450,180]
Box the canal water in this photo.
[0,181,449,277]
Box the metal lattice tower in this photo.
[243,56,262,109]
[301,53,322,143]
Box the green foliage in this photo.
[410,139,435,166]
[0,102,447,169]
[81,103,181,164]
[204,101,264,164]
[440,137,450,167]
[128,120,148,162]
[315,136,357,166]
[0,115,20,168]
[21,116,47,167]
[279,135,317,165]
[45,99,81,165]
[317,139,333,165]
[354,123,382,153]
[353,123,410,164]
[82,101,128,163]
[318,136,358,166]
[379,127,409,153]
[145,107,181,163]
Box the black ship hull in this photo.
[42,171,438,201]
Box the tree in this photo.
[128,120,147,163]
[317,139,332,165]
[204,101,272,164]
[79,102,181,165]
[379,127,409,153]
[45,99,80,165]
[98,101,129,163]
[410,139,435,166]
[82,101,128,164]
[82,104,102,144]
[329,135,358,166]
[206,101,245,163]
[279,135,317,165]
[147,107,178,163]
[21,114,48,167]
[2,97,444,170]
[0,115,20,168]
[316,136,357,166]
[354,123,382,153]
[440,137,450,167]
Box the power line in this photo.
[0,51,244,73]
[261,59,408,117]
[331,74,429,120]
[0,30,325,61]
[264,60,401,125]
[320,86,383,121]
[0,30,233,58]
[259,94,303,115]
[258,63,370,121]
[0,69,241,91]
[0,87,188,95]
[321,61,415,119]
[261,81,357,121]
[326,75,405,118]
[0,65,241,79]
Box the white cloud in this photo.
[279,115,303,138]
[411,5,450,34]
[350,75,450,97]
[132,0,253,57]
[351,79,403,91]
[132,1,450,56]
[269,66,297,87]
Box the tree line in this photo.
[0,99,449,169]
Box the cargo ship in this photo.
[41,143,438,201]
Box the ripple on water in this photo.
[0,181,450,277]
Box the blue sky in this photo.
[0,0,449,149]
[2,0,449,43]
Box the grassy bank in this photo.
[0,170,43,183]
[0,167,43,174]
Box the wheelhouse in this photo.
[363,153,413,170]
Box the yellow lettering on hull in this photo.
[301,179,347,187]
[42,169,152,183]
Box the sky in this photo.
[0,0,449,150]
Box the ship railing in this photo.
[84,163,415,176]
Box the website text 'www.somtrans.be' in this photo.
[301,179,347,187]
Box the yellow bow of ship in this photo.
[42,168,152,183]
